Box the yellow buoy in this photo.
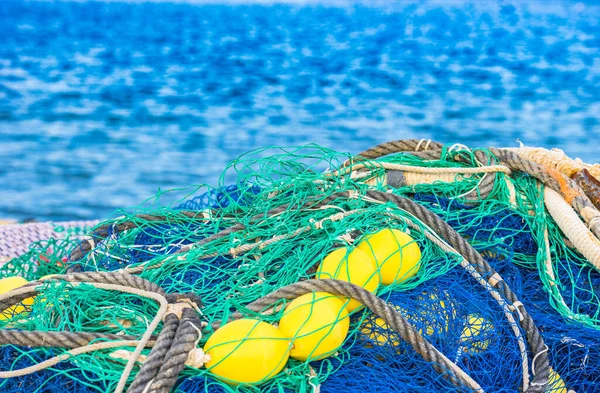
[360,305,403,347]
[413,291,457,336]
[203,319,291,385]
[547,367,567,393]
[356,228,421,285]
[460,314,494,352]
[361,292,456,347]
[316,247,380,312]
[278,292,349,361]
[0,276,34,321]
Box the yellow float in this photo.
[360,305,403,347]
[203,318,291,385]
[361,292,456,346]
[547,367,567,393]
[278,292,349,361]
[0,276,34,321]
[460,314,494,352]
[356,228,421,285]
[316,247,380,312]
[413,291,457,337]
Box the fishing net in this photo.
[1,142,599,393]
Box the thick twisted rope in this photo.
[544,188,600,270]
[359,190,550,392]
[571,169,600,210]
[127,294,203,393]
[343,139,444,164]
[126,313,179,393]
[379,210,531,391]
[147,307,203,393]
[489,148,600,239]
[0,330,151,349]
[0,272,166,312]
[503,146,600,179]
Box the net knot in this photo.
[309,218,322,230]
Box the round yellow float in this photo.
[203,318,291,385]
[278,292,349,361]
[460,314,494,353]
[316,247,380,312]
[413,291,457,337]
[547,367,567,393]
[360,305,403,347]
[361,290,458,348]
[0,276,34,321]
[356,228,421,285]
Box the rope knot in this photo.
[164,293,203,320]
[186,348,211,368]
[309,218,322,230]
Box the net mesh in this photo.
[1,144,599,392]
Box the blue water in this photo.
[1,0,599,221]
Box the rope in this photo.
[342,142,505,202]
[126,314,180,393]
[359,190,550,393]
[342,139,600,241]
[571,169,600,210]
[335,161,511,176]
[0,340,141,378]
[146,308,202,393]
[543,188,600,270]
[380,210,531,391]
[342,139,444,165]
[490,148,600,240]
[128,294,203,393]
[505,146,600,179]
[0,330,151,349]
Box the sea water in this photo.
[0,0,599,221]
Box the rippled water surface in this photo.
[1,0,599,220]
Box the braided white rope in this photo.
[544,188,600,271]
[506,147,600,178]
[334,161,512,177]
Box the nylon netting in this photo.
[1,144,599,392]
